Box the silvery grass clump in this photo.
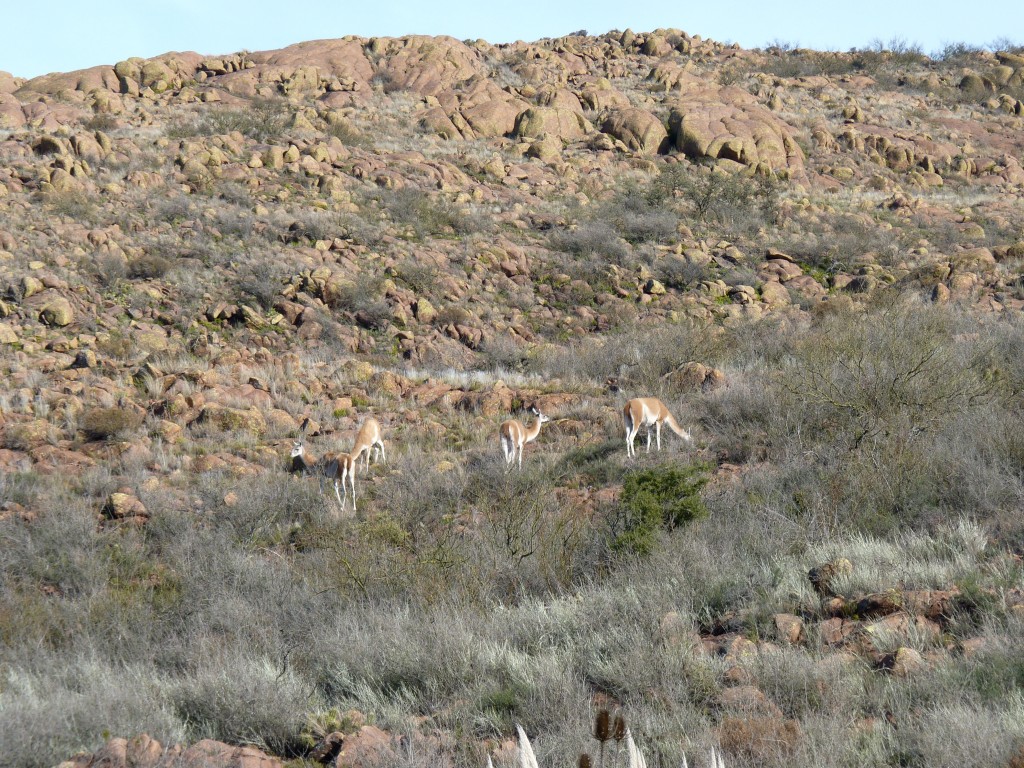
[514,711,726,768]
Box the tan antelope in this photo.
[622,397,692,458]
[290,440,357,511]
[350,417,385,473]
[499,406,550,470]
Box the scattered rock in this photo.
[337,725,397,768]
[880,646,926,676]
[38,295,75,326]
[103,491,148,521]
[773,613,804,645]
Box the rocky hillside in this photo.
[2,29,1024,768]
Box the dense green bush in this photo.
[611,463,710,556]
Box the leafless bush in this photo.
[533,319,722,387]
[378,187,488,239]
[165,98,291,142]
[171,653,312,755]
[550,221,632,264]
[235,254,288,310]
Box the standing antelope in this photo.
[499,406,550,470]
[622,397,693,458]
[351,417,385,473]
[291,441,357,511]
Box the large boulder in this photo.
[579,80,631,112]
[17,65,121,97]
[600,108,670,154]
[535,86,585,113]
[419,79,530,139]
[370,35,481,95]
[512,106,591,140]
[0,70,21,94]
[0,94,25,129]
[38,294,76,327]
[668,86,805,175]
[461,97,527,137]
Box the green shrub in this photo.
[558,440,625,487]
[127,254,172,279]
[80,407,143,440]
[605,186,680,245]
[93,253,128,288]
[326,118,369,147]
[611,463,710,556]
[786,296,991,450]
[82,114,120,132]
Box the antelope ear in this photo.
[529,405,539,415]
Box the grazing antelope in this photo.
[290,440,357,511]
[351,417,385,473]
[499,406,550,470]
[622,397,692,458]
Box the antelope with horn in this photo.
[622,397,692,458]
[499,405,550,470]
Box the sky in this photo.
[3,0,1023,80]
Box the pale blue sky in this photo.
[3,1,1022,79]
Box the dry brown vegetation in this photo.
[1,27,1024,768]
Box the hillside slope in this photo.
[1,29,1024,768]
